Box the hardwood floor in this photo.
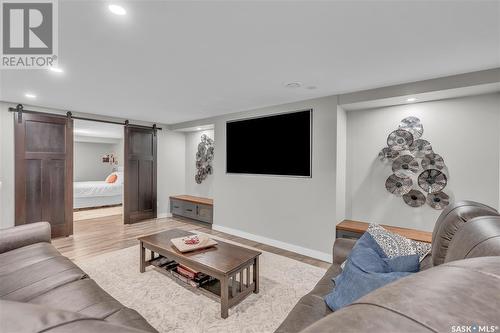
[73,206,123,221]
[53,215,330,269]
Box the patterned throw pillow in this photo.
[366,224,431,261]
[340,224,431,270]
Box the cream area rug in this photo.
[75,234,327,333]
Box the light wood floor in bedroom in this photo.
[53,213,330,269]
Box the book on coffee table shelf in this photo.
[170,234,218,253]
[149,255,215,288]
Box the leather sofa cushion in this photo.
[0,299,89,333]
[275,264,341,333]
[301,303,430,333]
[309,264,341,297]
[301,257,500,333]
[30,278,124,317]
[0,245,86,302]
[48,320,154,333]
[275,294,332,333]
[105,307,158,332]
[30,278,157,332]
[1,300,151,333]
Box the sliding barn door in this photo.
[15,112,73,238]
[124,125,157,224]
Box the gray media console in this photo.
[170,195,213,224]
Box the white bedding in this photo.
[74,181,123,198]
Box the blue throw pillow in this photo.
[325,232,416,311]
[385,255,420,272]
[352,231,387,259]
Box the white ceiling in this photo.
[341,82,500,111]
[1,1,499,124]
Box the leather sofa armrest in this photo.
[332,238,356,265]
[0,222,51,254]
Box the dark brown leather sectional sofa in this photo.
[0,222,157,333]
[1,200,499,333]
[276,201,500,333]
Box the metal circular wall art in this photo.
[400,116,421,127]
[378,147,400,161]
[399,117,424,139]
[387,129,414,151]
[409,139,433,157]
[385,174,413,196]
[379,116,450,209]
[392,155,419,178]
[403,189,426,207]
[418,169,447,194]
[421,153,445,170]
[426,191,450,210]
[195,134,214,184]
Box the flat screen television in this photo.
[226,110,312,177]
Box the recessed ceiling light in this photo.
[284,82,302,88]
[49,66,64,73]
[406,97,417,102]
[197,127,202,130]
[108,4,126,15]
[25,93,36,99]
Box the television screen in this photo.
[226,110,312,177]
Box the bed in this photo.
[74,172,123,209]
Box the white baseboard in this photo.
[157,212,171,219]
[212,224,332,263]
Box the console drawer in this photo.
[170,199,184,215]
[196,204,213,224]
[183,202,197,219]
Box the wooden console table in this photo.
[170,195,213,224]
[336,220,432,243]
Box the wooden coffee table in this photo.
[138,229,261,318]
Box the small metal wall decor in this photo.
[102,153,118,165]
[380,116,450,210]
[195,134,214,184]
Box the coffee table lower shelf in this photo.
[149,258,256,303]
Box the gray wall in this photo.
[336,105,347,223]
[345,93,500,231]
[0,102,15,228]
[212,96,338,261]
[185,129,215,198]
[157,129,186,218]
[74,141,121,181]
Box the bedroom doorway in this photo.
[12,105,160,237]
[73,120,124,221]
